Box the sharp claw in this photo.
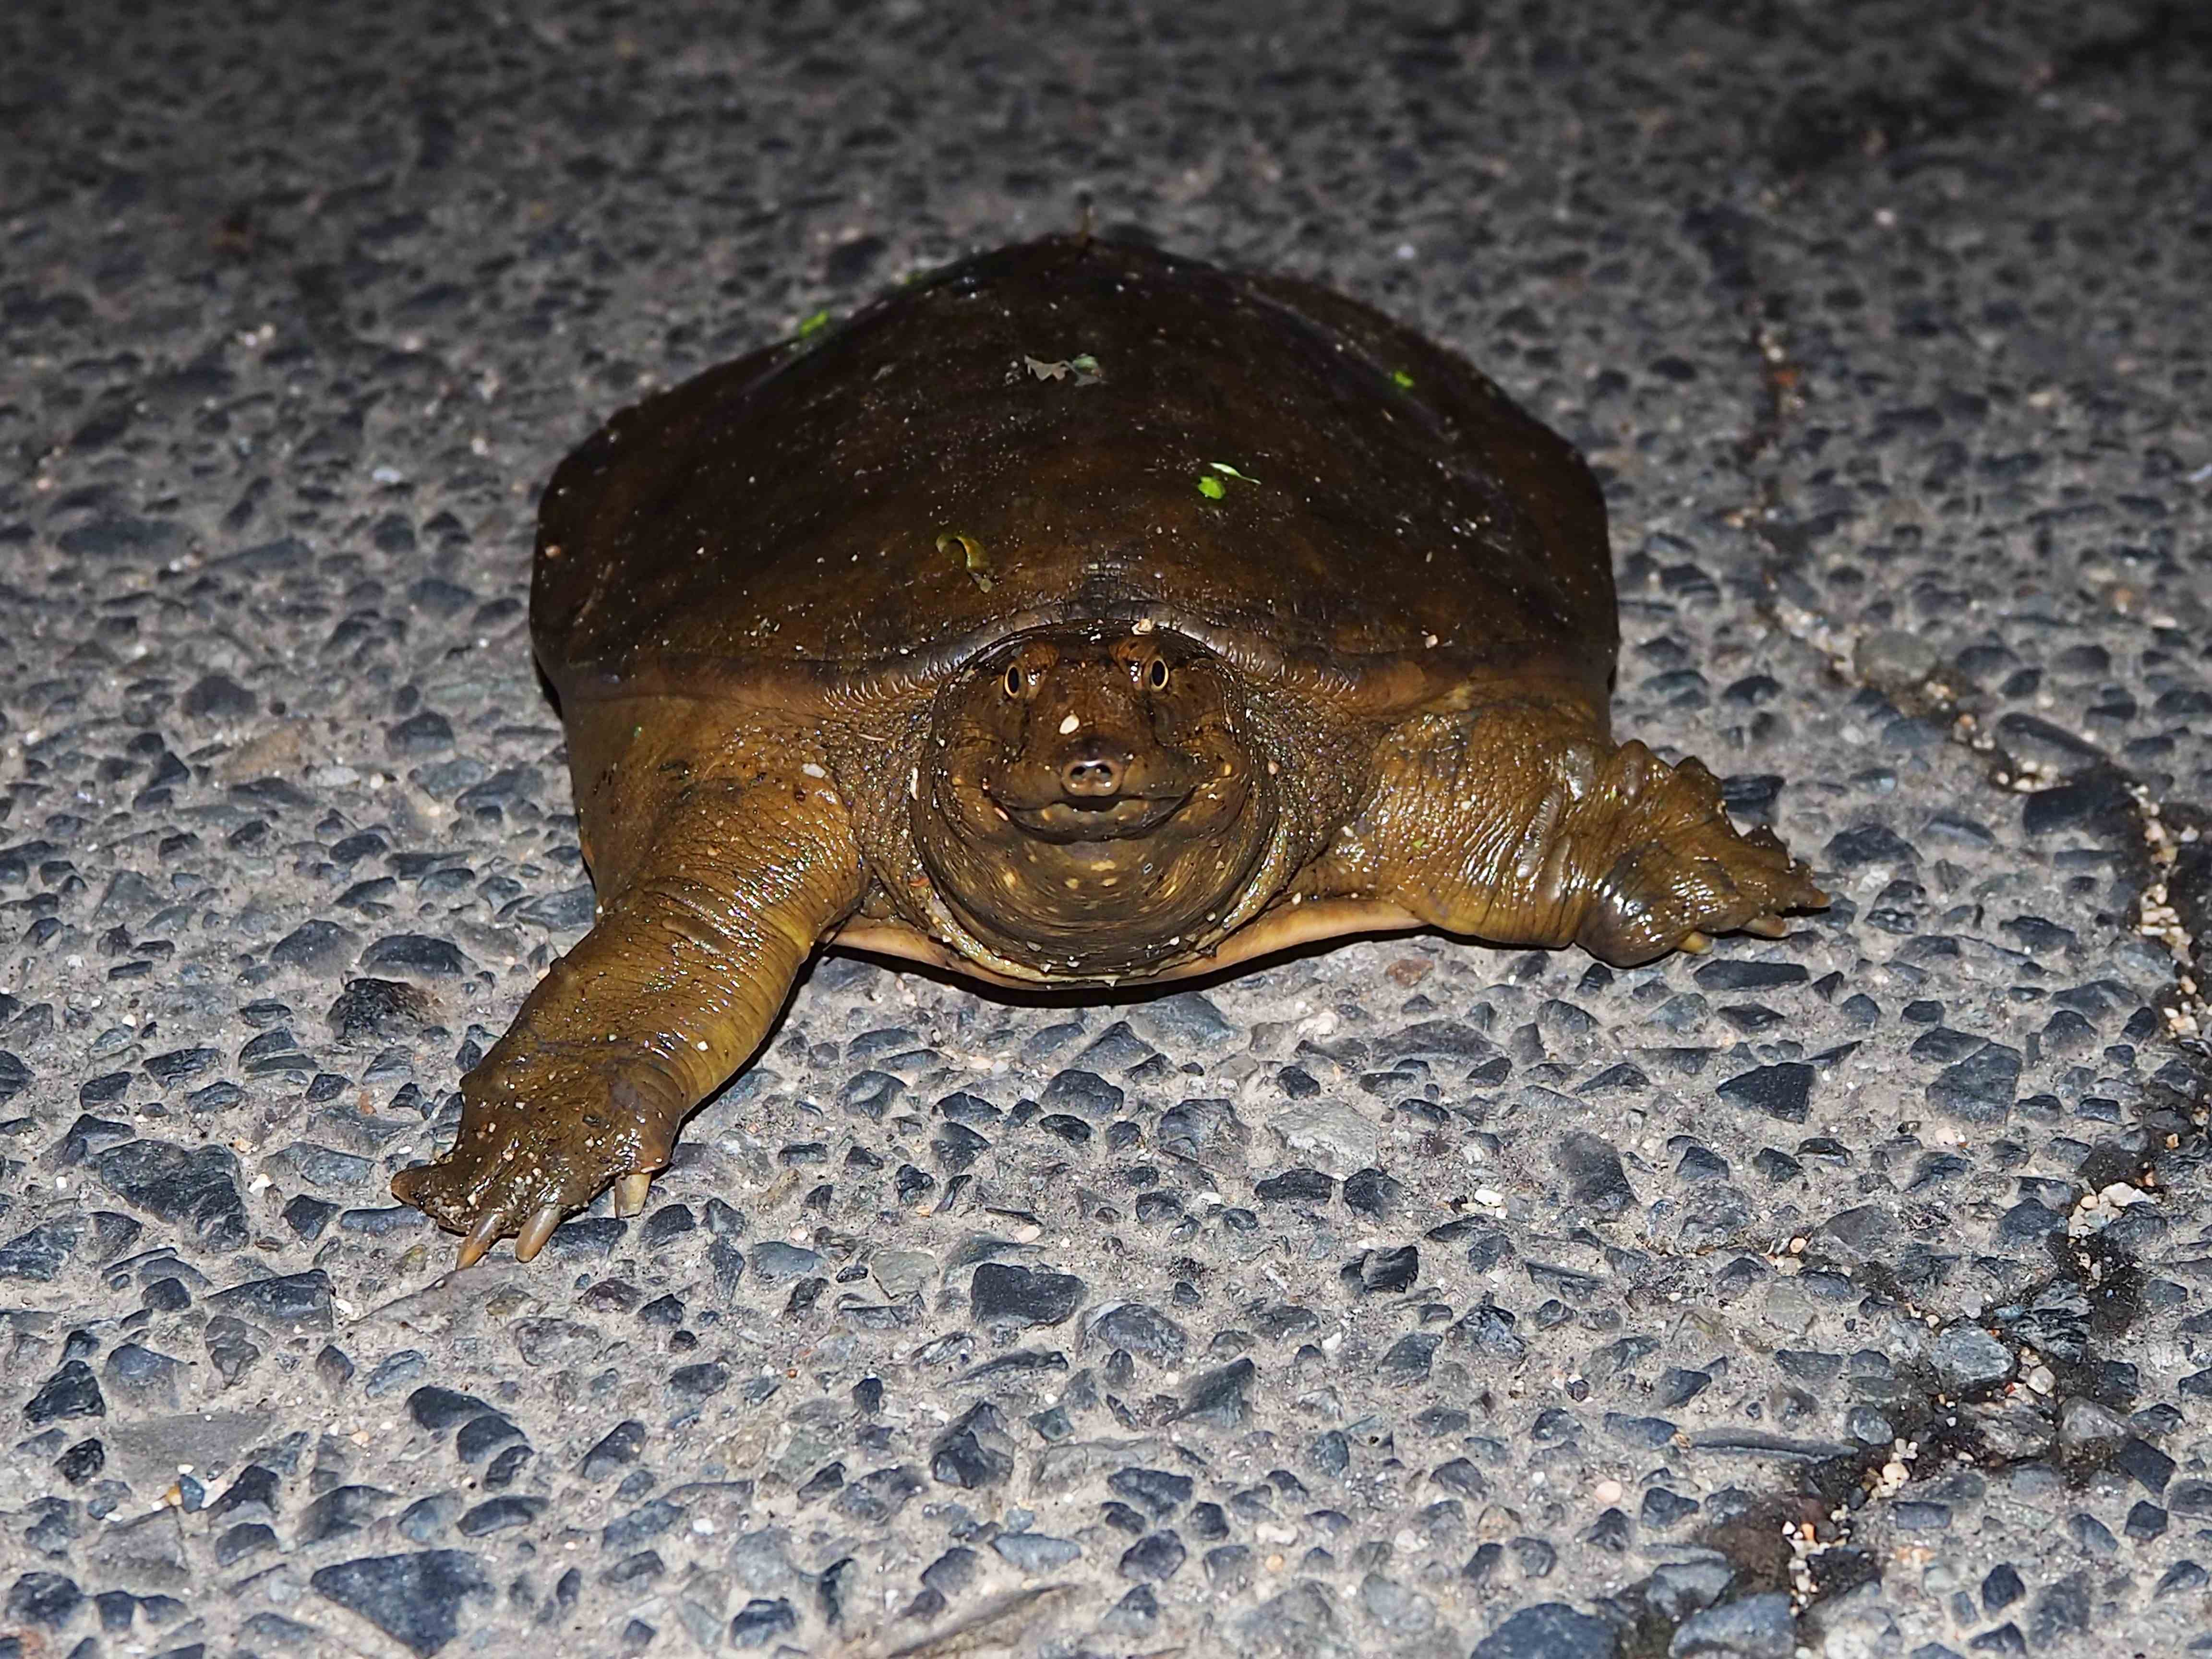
[457,1212,505,1270]
[613,1172,652,1217]
[514,1205,563,1262]
[1679,930,1713,954]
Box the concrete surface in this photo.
[3,1,2211,1656]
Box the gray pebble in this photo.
[1473,1602,1618,1659]
[1669,1591,1796,1659]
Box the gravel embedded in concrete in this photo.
[3,2,2211,1656]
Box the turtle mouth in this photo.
[999,791,1189,842]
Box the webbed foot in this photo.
[391,1047,679,1266]
[1574,751,1827,966]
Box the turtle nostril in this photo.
[1062,755,1122,797]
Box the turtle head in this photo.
[915,623,1279,977]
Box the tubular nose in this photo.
[1061,746,1127,797]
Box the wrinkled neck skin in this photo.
[908,624,1293,983]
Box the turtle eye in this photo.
[1004,663,1024,698]
[1146,657,1169,690]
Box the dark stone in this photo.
[602,1499,682,1551]
[0,1220,79,1281]
[1144,992,1236,1045]
[512,886,596,930]
[1380,1019,1503,1060]
[2126,1501,2167,1540]
[1809,1204,1897,1265]
[836,1465,923,1523]
[747,1240,824,1283]
[200,1314,258,1386]
[993,1531,1082,1570]
[1717,1063,1814,1123]
[144,1045,220,1084]
[1204,1542,1255,1589]
[1931,1325,2014,1393]
[1158,1097,1246,1159]
[302,1484,394,1543]
[2115,1437,2175,1496]
[730,1598,797,1647]
[1823,824,1918,868]
[1554,1131,1636,1215]
[270,920,358,971]
[1927,1045,2021,1121]
[310,1551,492,1656]
[1109,1467,1193,1516]
[1342,1166,1401,1218]
[668,1363,729,1403]
[1641,1487,1701,1527]
[409,1385,495,1431]
[1433,1460,1486,1504]
[182,673,257,719]
[104,1342,184,1407]
[1256,1166,1335,1202]
[209,1464,280,1523]
[2155,1561,2207,1598]
[6,1570,83,1628]
[971,1262,1083,1328]
[218,1521,278,1565]
[2026,1571,2090,1645]
[1996,1199,2063,1244]
[25,1360,104,1425]
[457,1496,544,1536]
[1452,1302,1527,1359]
[955,1349,1067,1386]
[57,1438,104,1484]
[209,1269,335,1332]
[1908,1026,1983,1063]
[2022,768,2134,837]
[1472,1601,1619,1659]
[1670,1592,1795,1657]
[1694,959,1811,990]
[1342,1245,1419,1295]
[1119,1530,1186,1581]
[1041,1069,1124,1117]
[361,934,470,977]
[1378,1333,1441,1382]
[387,710,455,755]
[1087,1303,1188,1367]
[930,1405,1012,1490]
[903,1586,947,1621]
[1173,1358,1256,1427]
[581,1419,647,1479]
[1102,1501,1149,1535]
[453,1412,525,1463]
[921,1547,978,1596]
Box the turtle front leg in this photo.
[1341,707,1826,968]
[392,771,865,1266]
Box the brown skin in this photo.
[393,236,1825,1264]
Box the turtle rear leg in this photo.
[1340,707,1826,967]
[392,759,865,1265]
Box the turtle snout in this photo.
[1060,741,1130,800]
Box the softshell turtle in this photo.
[392,235,1825,1265]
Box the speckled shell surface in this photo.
[532,235,1617,718]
